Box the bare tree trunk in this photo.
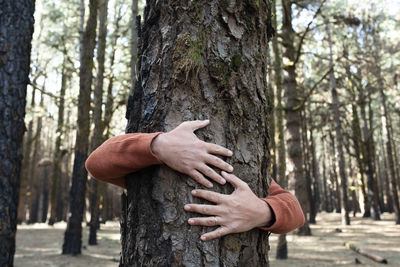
[121,1,272,265]
[28,92,44,224]
[49,48,68,225]
[0,0,35,264]
[103,0,123,139]
[88,0,108,246]
[373,38,400,223]
[326,21,350,225]
[272,0,288,259]
[62,0,98,255]
[328,132,341,213]
[282,0,311,236]
[321,138,331,212]
[17,88,36,223]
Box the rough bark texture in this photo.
[121,0,273,266]
[62,0,98,255]
[281,0,311,235]
[0,0,35,265]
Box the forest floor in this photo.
[14,212,400,266]
[269,212,400,266]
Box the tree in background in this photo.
[62,0,98,255]
[0,0,35,265]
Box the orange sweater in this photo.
[85,133,305,234]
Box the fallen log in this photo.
[343,242,388,264]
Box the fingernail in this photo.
[207,182,213,188]
[220,178,226,184]
[201,235,206,241]
[191,190,197,195]
[204,119,210,123]
[228,165,233,172]
[221,171,227,176]
[188,219,194,224]
[184,205,191,210]
[228,150,233,156]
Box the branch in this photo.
[293,0,327,66]
[293,66,333,110]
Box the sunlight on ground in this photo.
[15,221,121,267]
[269,212,400,267]
[14,213,400,266]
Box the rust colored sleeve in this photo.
[259,179,305,234]
[85,132,163,188]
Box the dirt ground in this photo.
[269,212,400,266]
[14,212,400,266]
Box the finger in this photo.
[205,155,233,173]
[191,189,226,204]
[184,204,221,216]
[221,171,247,189]
[181,120,210,132]
[206,143,233,157]
[201,227,230,241]
[198,164,226,185]
[189,170,213,188]
[188,216,222,227]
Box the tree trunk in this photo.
[28,92,44,224]
[328,132,341,213]
[88,0,108,246]
[272,0,288,259]
[121,1,272,265]
[326,21,350,226]
[49,49,68,225]
[0,0,35,264]
[282,0,311,236]
[17,88,36,223]
[62,0,98,255]
[374,49,400,223]
[321,138,331,212]
[309,123,320,222]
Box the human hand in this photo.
[150,120,233,188]
[184,171,272,241]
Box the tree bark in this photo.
[0,0,35,265]
[62,0,98,255]
[121,1,273,265]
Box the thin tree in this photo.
[88,0,108,245]
[325,20,350,225]
[272,0,289,259]
[281,0,311,235]
[62,0,98,254]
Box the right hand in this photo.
[150,120,233,188]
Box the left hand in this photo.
[184,171,272,241]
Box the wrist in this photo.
[150,133,165,159]
[255,198,273,228]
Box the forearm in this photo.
[260,180,305,234]
[85,132,163,188]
